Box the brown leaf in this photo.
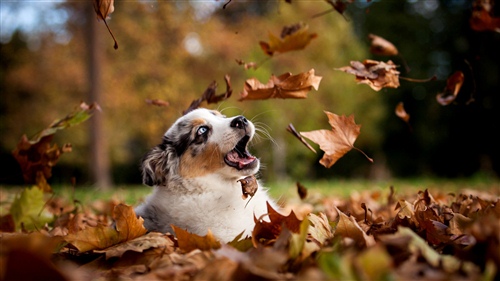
[470,0,500,33]
[334,207,375,248]
[64,204,146,252]
[235,59,258,70]
[395,102,410,124]
[436,71,464,106]
[240,69,322,101]
[184,75,232,114]
[95,232,175,259]
[300,111,372,168]
[259,22,317,56]
[93,0,118,49]
[172,225,221,253]
[252,202,302,246]
[238,175,258,200]
[368,34,398,56]
[336,60,400,91]
[287,123,317,153]
[145,98,170,107]
[297,182,308,200]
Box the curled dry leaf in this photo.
[252,202,302,247]
[334,206,376,248]
[470,0,500,33]
[238,175,258,200]
[145,99,170,107]
[300,111,373,168]
[395,102,410,123]
[93,0,118,49]
[287,123,317,153]
[240,69,322,101]
[368,34,398,56]
[259,22,318,56]
[436,71,464,106]
[184,75,232,114]
[336,60,400,91]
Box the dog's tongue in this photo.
[226,150,256,169]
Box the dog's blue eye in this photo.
[197,126,208,136]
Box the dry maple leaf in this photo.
[259,22,317,56]
[239,69,322,101]
[436,71,464,106]
[334,206,375,248]
[300,111,373,168]
[94,232,175,259]
[64,204,146,252]
[93,0,118,49]
[368,34,398,56]
[252,202,302,247]
[336,60,400,91]
[238,175,258,200]
[172,225,221,253]
[184,75,232,114]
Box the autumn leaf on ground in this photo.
[334,206,376,248]
[9,186,54,231]
[252,202,302,246]
[300,111,373,168]
[93,0,118,49]
[94,232,175,259]
[259,22,317,56]
[239,69,322,101]
[12,102,98,191]
[172,225,221,253]
[436,71,464,106]
[470,0,500,33]
[368,34,398,56]
[64,204,146,252]
[184,75,232,114]
[336,60,400,91]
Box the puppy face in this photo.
[142,108,259,186]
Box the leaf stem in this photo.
[400,75,436,83]
[353,146,374,163]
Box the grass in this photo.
[1,175,498,211]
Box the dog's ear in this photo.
[141,145,171,186]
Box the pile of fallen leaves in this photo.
[0,185,498,280]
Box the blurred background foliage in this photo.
[1,0,499,187]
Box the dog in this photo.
[134,108,278,243]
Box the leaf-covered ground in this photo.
[0,184,499,280]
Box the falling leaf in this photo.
[93,0,118,49]
[368,34,398,56]
[470,0,500,33]
[64,204,146,252]
[184,75,232,114]
[436,71,464,106]
[287,123,317,153]
[395,102,411,126]
[336,60,400,91]
[145,99,170,107]
[172,225,221,253]
[235,59,258,70]
[259,22,317,56]
[239,69,322,101]
[296,182,308,200]
[12,102,98,191]
[238,175,258,200]
[300,111,372,168]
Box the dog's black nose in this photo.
[230,116,248,129]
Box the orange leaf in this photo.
[239,69,322,100]
[395,102,410,123]
[336,60,400,91]
[436,71,464,106]
[64,204,146,252]
[172,225,221,253]
[300,111,372,168]
[252,202,302,246]
[368,34,398,56]
[259,22,317,56]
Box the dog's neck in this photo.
[158,173,251,195]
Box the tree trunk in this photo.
[87,4,112,189]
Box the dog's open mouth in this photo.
[224,135,257,170]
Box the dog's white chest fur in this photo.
[135,174,273,242]
[134,108,277,243]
